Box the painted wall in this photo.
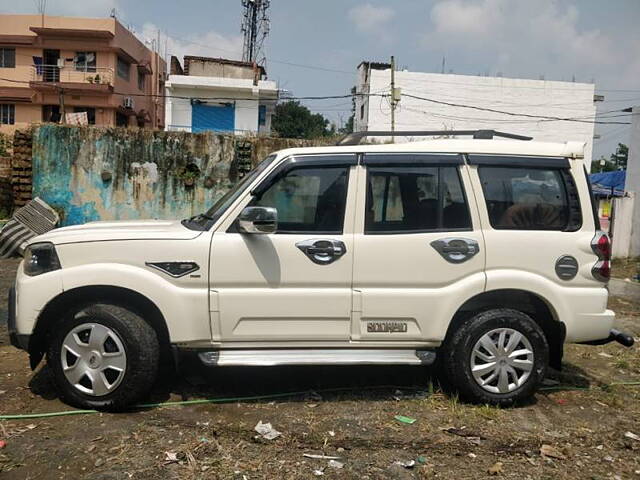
[30,125,323,226]
[626,106,640,256]
[355,67,597,168]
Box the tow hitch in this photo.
[583,329,635,348]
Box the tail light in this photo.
[591,231,611,282]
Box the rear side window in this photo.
[366,166,472,233]
[478,166,581,231]
[251,167,349,234]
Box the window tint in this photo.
[0,104,15,125]
[117,57,130,80]
[251,167,349,233]
[478,166,578,230]
[0,48,15,68]
[74,52,96,72]
[366,166,471,233]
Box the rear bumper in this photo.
[8,286,29,350]
[580,329,635,347]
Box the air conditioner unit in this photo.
[56,58,65,68]
[123,97,134,109]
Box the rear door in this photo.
[351,153,486,344]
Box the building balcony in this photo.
[29,65,114,95]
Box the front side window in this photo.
[251,167,349,234]
[0,104,15,125]
[74,51,96,72]
[0,48,15,68]
[117,57,130,80]
[137,71,145,90]
[366,166,471,233]
[478,166,580,230]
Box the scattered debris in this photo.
[164,452,179,464]
[313,469,324,476]
[0,390,6,395]
[488,462,503,475]
[441,426,484,444]
[0,440,6,449]
[417,455,428,464]
[624,431,640,442]
[598,352,613,358]
[328,459,344,469]
[254,421,281,440]
[303,454,342,460]
[468,453,477,459]
[604,455,614,463]
[394,415,416,425]
[394,460,416,469]
[540,444,566,460]
[328,430,335,437]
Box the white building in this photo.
[165,56,278,135]
[355,62,599,168]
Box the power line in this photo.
[402,93,632,125]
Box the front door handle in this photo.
[430,237,480,264]
[296,239,346,265]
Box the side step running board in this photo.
[198,349,436,367]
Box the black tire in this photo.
[46,303,159,411]
[440,308,548,406]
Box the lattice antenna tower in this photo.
[241,0,270,66]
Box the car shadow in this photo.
[27,355,596,410]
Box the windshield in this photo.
[182,154,278,231]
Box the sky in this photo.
[2,0,639,159]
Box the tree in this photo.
[610,143,628,169]
[339,114,354,135]
[271,101,334,139]
[595,143,628,172]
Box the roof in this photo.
[272,139,587,160]
[29,26,114,39]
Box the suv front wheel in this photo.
[47,303,160,410]
[441,308,549,406]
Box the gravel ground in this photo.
[1,258,639,479]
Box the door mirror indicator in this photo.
[238,206,278,234]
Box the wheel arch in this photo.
[445,289,566,369]
[28,285,171,370]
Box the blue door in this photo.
[192,103,235,133]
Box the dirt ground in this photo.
[1,258,640,479]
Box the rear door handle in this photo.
[296,239,346,265]
[431,237,480,263]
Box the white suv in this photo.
[8,130,634,410]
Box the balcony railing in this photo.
[30,65,114,86]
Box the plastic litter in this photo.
[540,444,566,460]
[624,431,640,442]
[0,440,6,449]
[303,454,342,460]
[394,460,416,468]
[254,421,282,440]
[328,459,344,469]
[394,415,416,424]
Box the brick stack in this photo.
[11,129,33,208]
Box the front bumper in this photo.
[8,286,29,351]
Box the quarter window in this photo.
[0,104,15,125]
[478,166,580,230]
[0,48,15,68]
[366,166,471,233]
[251,167,349,234]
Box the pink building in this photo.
[0,14,166,131]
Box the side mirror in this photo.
[238,206,278,234]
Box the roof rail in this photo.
[336,130,533,146]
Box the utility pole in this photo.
[241,0,270,66]
[390,55,395,142]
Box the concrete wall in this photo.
[626,106,640,256]
[30,125,324,226]
[611,195,635,259]
[356,67,597,168]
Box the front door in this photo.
[352,153,486,344]
[210,154,358,344]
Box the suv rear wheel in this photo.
[47,303,159,411]
[441,308,549,406]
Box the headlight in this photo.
[23,242,61,277]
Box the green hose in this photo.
[1,381,638,421]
